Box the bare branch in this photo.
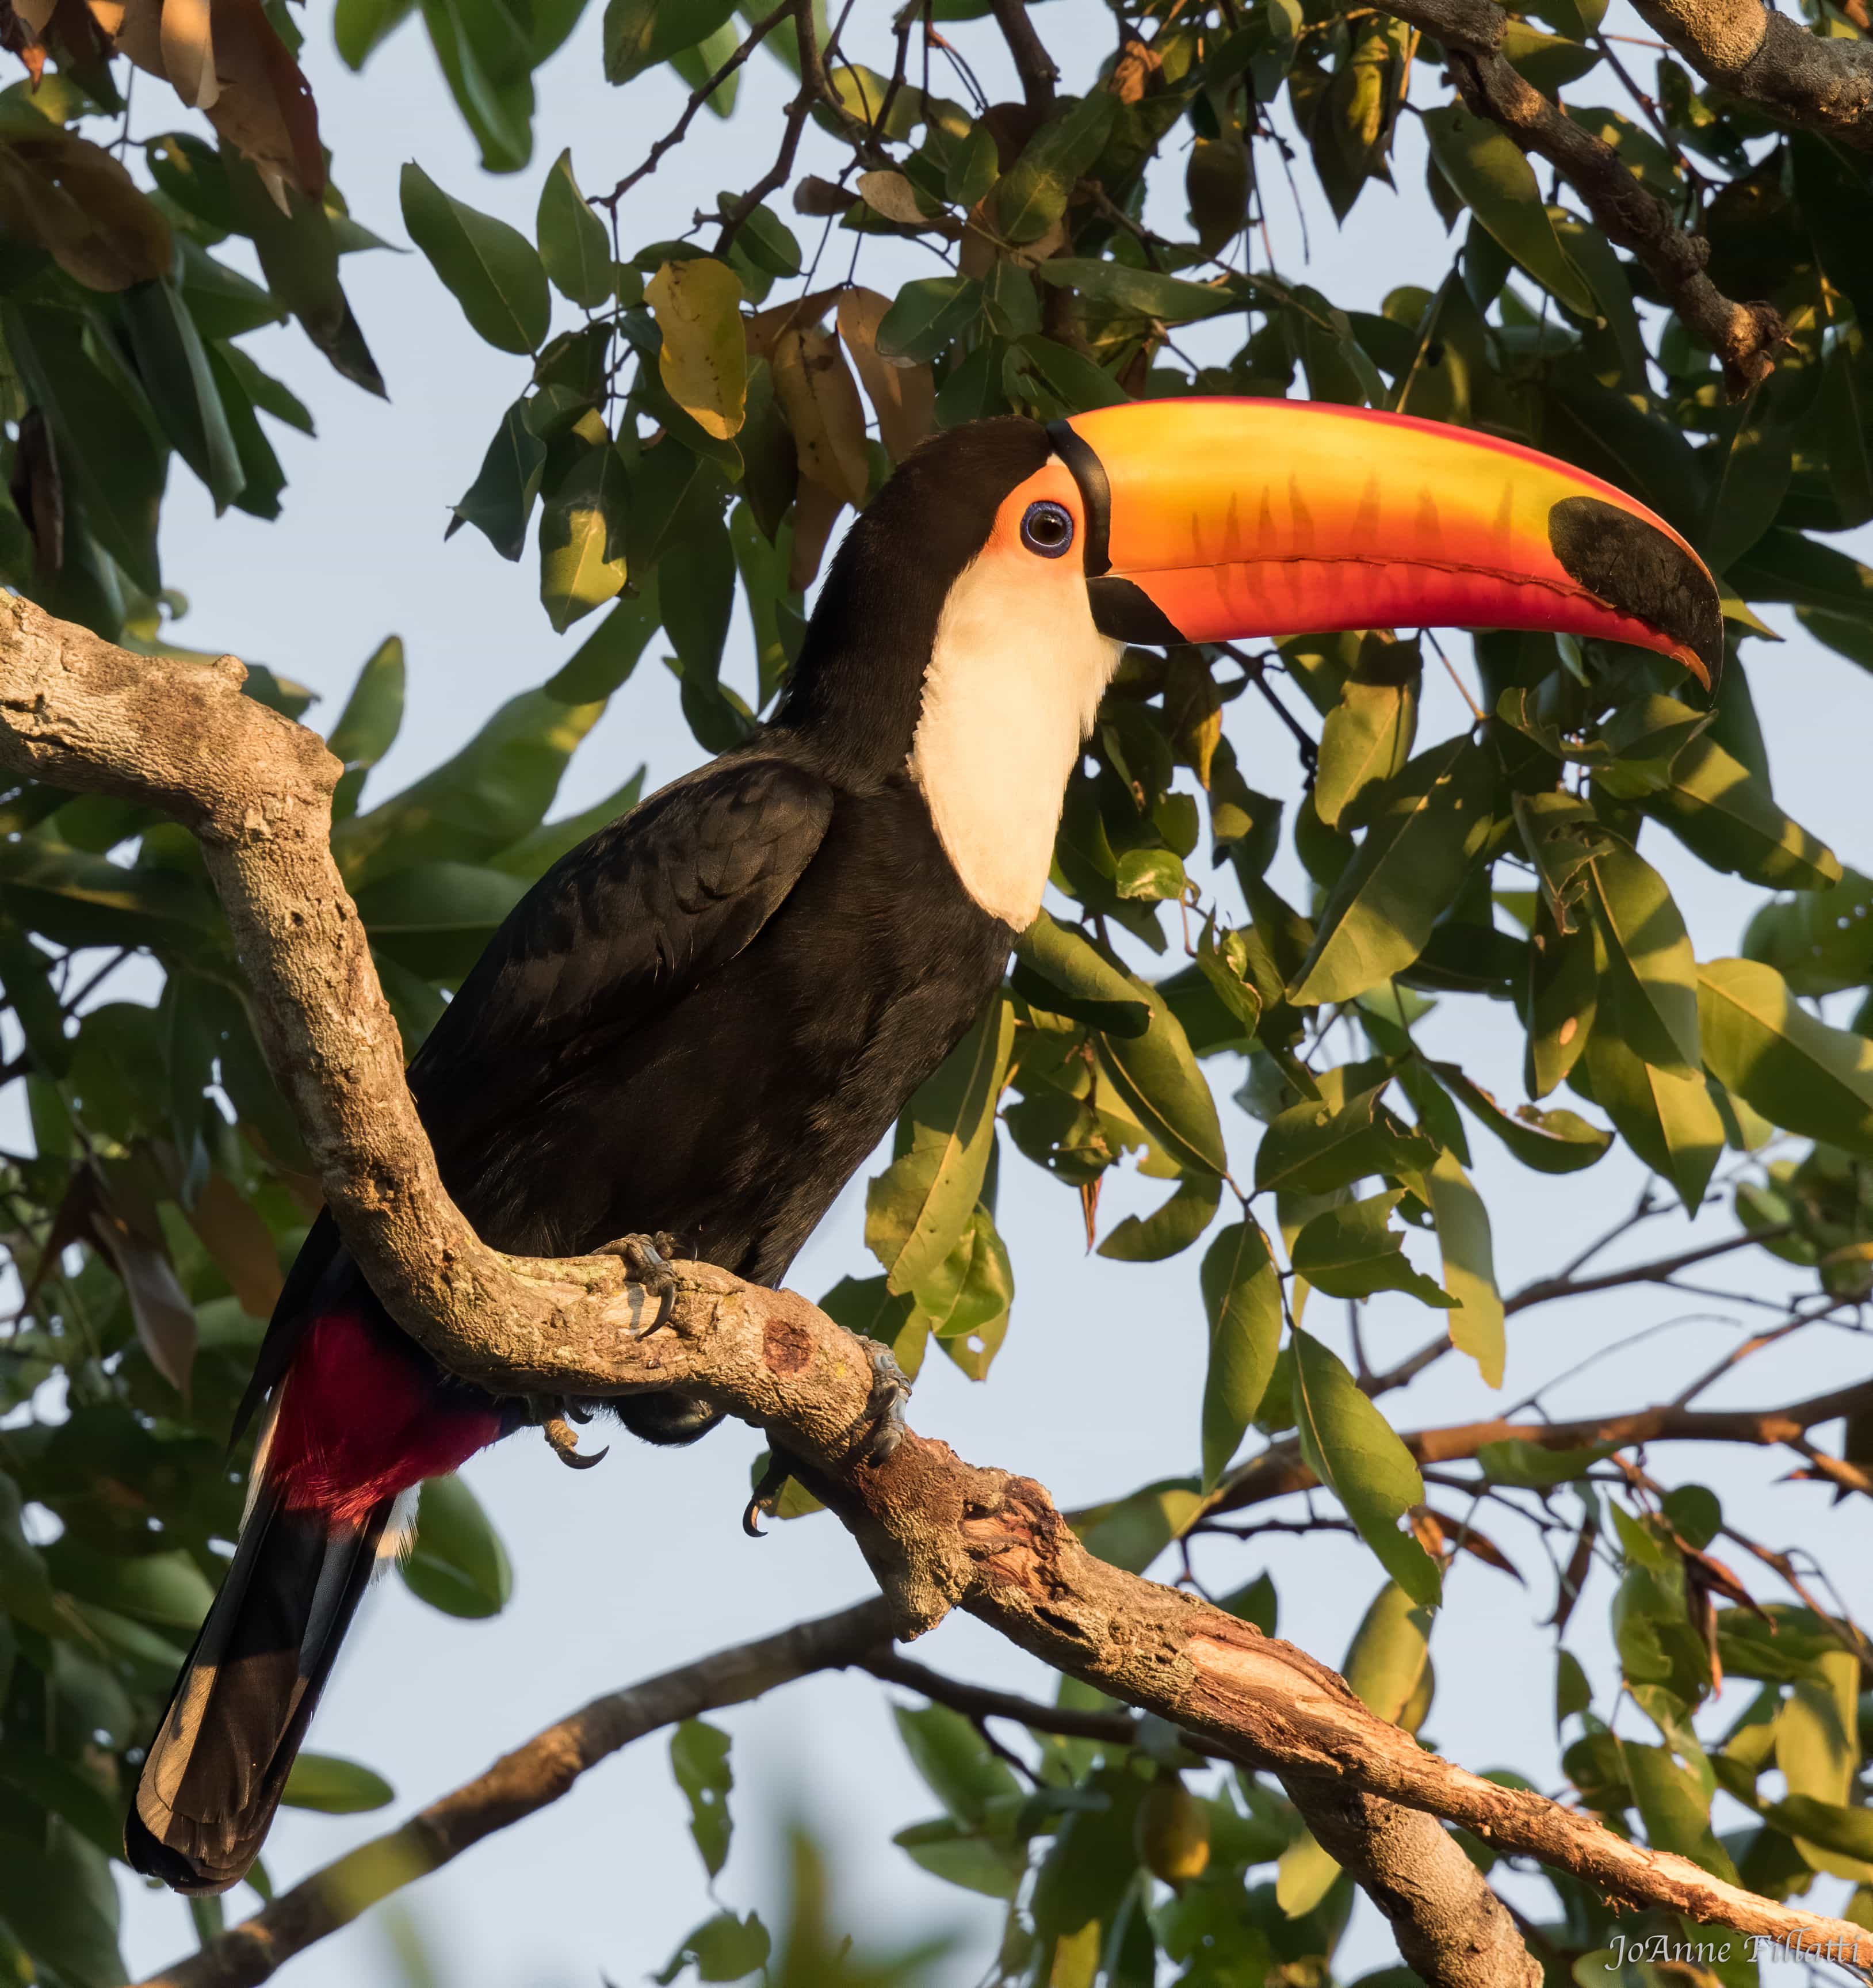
[1377,0,1788,392]
[1210,1375,1873,1516]
[137,1600,895,1988]
[1626,0,1873,150]
[599,0,800,213]
[988,0,1058,109]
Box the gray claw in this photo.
[856,1342,912,1466]
[601,1231,681,1338]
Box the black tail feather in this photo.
[126,1486,392,1895]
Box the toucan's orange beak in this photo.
[1050,400,1722,689]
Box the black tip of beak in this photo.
[1548,495,1724,689]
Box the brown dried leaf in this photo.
[772,325,869,509]
[855,168,927,228]
[7,406,62,576]
[10,0,54,36]
[835,287,933,464]
[788,474,845,592]
[197,0,322,200]
[791,175,851,217]
[1110,35,1162,104]
[186,1170,283,1319]
[0,129,171,289]
[159,0,213,105]
[89,1194,196,1398]
[744,284,842,361]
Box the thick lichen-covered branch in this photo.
[3,594,1869,1983]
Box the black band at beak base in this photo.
[1045,419,1114,579]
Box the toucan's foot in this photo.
[853,1342,912,1466]
[542,1407,609,1470]
[743,1448,794,1537]
[595,1231,681,1337]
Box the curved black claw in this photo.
[598,1231,681,1338]
[543,1412,610,1470]
[743,1448,794,1537]
[853,1342,912,1467]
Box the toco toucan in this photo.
[127,399,1721,1894]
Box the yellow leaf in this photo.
[773,325,869,508]
[646,256,747,441]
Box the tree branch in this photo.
[137,1601,896,1988]
[1624,0,1873,150]
[1379,0,1787,392]
[1210,1376,1873,1516]
[989,0,1058,109]
[6,593,1870,1979]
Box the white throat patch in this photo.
[907,550,1122,929]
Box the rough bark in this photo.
[1626,0,1873,150]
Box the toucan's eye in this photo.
[1020,500,1075,559]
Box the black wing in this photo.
[407,750,834,1109]
[235,751,834,1433]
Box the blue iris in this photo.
[1020,500,1075,558]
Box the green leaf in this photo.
[603,0,735,82]
[117,277,246,509]
[337,688,606,883]
[1587,840,1702,1077]
[655,1911,770,1985]
[1626,1743,1738,1882]
[1649,730,1840,892]
[1699,958,1873,1161]
[670,25,742,115]
[1035,258,1237,324]
[1434,1062,1612,1173]
[544,575,662,702]
[1099,1169,1222,1262]
[661,507,736,681]
[1292,1329,1440,1607]
[1276,1828,1341,1919]
[993,93,1118,243]
[893,1703,1020,1827]
[0,1822,125,1988]
[1478,1437,1616,1486]
[1425,1146,1504,1386]
[1199,1218,1282,1487]
[1742,867,1873,995]
[420,0,536,174]
[282,1752,396,1813]
[892,1817,1023,1898]
[0,1471,56,1634]
[490,766,645,877]
[335,0,417,66]
[397,1471,513,1618]
[671,1719,734,1878]
[537,148,611,307]
[1017,914,1225,1176]
[1291,1189,1459,1310]
[1288,737,1497,1006]
[448,400,548,562]
[1343,1581,1432,1726]
[1422,103,1596,315]
[1254,1081,1438,1196]
[1583,1021,1724,1214]
[876,275,983,364]
[1073,1476,1203,1574]
[400,162,550,354]
[2,304,164,596]
[223,154,384,396]
[540,441,629,631]
[1314,661,1419,832]
[866,999,1015,1298]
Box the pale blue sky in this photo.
[102,4,1873,1982]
